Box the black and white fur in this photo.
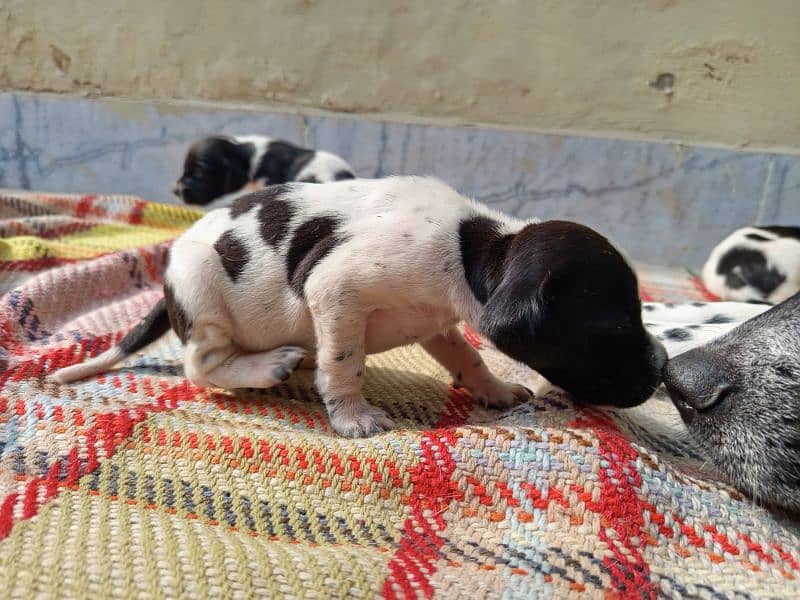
[53,176,666,437]
[702,226,800,304]
[649,297,800,512]
[173,135,356,210]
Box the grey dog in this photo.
[653,294,800,512]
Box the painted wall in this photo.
[3,93,798,269]
[2,0,799,152]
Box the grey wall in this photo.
[2,93,799,268]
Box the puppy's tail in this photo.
[52,298,171,383]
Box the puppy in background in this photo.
[173,136,356,209]
[702,226,800,304]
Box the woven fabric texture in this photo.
[0,190,798,599]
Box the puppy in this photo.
[647,297,800,511]
[702,226,800,304]
[173,135,356,209]
[53,176,666,437]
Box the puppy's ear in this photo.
[220,146,252,192]
[478,273,548,361]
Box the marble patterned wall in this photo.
[1,92,798,267]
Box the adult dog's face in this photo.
[664,292,800,511]
[473,220,666,408]
[173,137,251,205]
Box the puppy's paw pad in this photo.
[328,399,394,438]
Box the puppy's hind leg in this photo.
[204,347,307,389]
[422,327,532,409]
[184,322,306,389]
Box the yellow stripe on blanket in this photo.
[57,223,185,252]
[139,203,204,229]
[1,224,181,261]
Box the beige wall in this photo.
[2,0,799,152]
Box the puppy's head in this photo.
[465,219,665,408]
[173,137,253,205]
[664,292,800,511]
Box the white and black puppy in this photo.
[702,226,800,304]
[173,135,356,209]
[53,176,666,437]
[650,296,800,512]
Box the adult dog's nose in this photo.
[663,350,735,422]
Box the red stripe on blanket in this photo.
[128,199,147,225]
[382,429,461,600]
[0,257,79,271]
[571,412,658,598]
[74,195,98,219]
[0,220,98,239]
[0,380,205,541]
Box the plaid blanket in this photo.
[1,190,798,599]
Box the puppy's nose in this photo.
[172,183,183,197]
[663,351,734,421]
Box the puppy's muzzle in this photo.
[172,182,185,198]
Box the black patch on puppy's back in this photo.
[287,150,316,181]
[259,198,296,248]
[214,230,250,282]
[760,225,800,240]
[334,170,355,181]
[745,232,772,242]
[229,184,287,219]
[459,216,512,304]
[286,216,345,296]
[716,247,785,295]
[230,193,262,219]
[254,140,312,184]
[229,185,295,248]
[163,284,192,344]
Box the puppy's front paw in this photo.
[326,396,394,438]
[466,377,533,409]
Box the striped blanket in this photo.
[1,190,798,599]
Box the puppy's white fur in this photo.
[55,177,531,437]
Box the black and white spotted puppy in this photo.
[172,135,356,209]
[649,296,800,512]
[702,226,800,304]
[54,176,666,437]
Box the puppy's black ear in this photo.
[220,144,252,192]
[478,273,548,363]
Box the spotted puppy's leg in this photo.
[422,327,532,409]
[184,322,306,389]
[309,299,393,438]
